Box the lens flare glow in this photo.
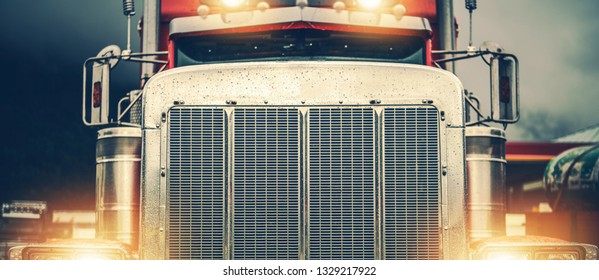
[356,0,382,9]
[222,0,246,8]
[76,254,114,260]
[486,251,531,260]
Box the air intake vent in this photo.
[232,108,300,259]
[168,108,225,259]
[383,107,440,260]
[308,108,376,260]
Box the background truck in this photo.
[8,0,598,260]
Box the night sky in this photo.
[0,1,142,209]
[1,1,598,210]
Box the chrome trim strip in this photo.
[170,7,431,36]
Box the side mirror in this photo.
[84,45,121,126]
[490,54,519,123]
[91,62,111,124]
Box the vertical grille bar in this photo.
[308,108,376,260]
[383,107,440,260]
[168,108,225,259]
[233,108,300,259]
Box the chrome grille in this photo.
[383,107,440,260]
[167,106,442,260]
[233,108,300,259]
[168,108,225,259]
[308,108,376,260]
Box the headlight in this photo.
[471,236,598,260]
[8,239,134,260]
[8,246,25,260]
[221,0,246,8]
[534,251,580,260]
[481,249,583,260]
[485,250,532,260]
[355,0,382,9]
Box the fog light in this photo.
[196,5,211,17]
[392,4,406,20]
[333,1,346,11]
[256,1,270,11]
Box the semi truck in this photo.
[8,0,598,260]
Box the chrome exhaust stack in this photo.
[466,126,507,242]
[95,127,142,249]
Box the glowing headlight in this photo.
[8,240,133,260]
[8,246,25,260]
[471,236,598,260]
[25,249,127,260]
[356,0,382,9]
[535,252,580,260]
[221,0,246,8]
[485,251,532,260]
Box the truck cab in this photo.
[134,0,467,260]
[8,0,598,261]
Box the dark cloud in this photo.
[561,2,599,73]
[454,0,599,141]
[513,109,580,141]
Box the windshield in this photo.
[175,29,425,67]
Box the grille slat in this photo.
[308,108,376,260]
[383,107,440,260]
[168,108,225,259]
[233,108,300,260]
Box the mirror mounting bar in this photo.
[432,49,520,126]
[82,51,168,127]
